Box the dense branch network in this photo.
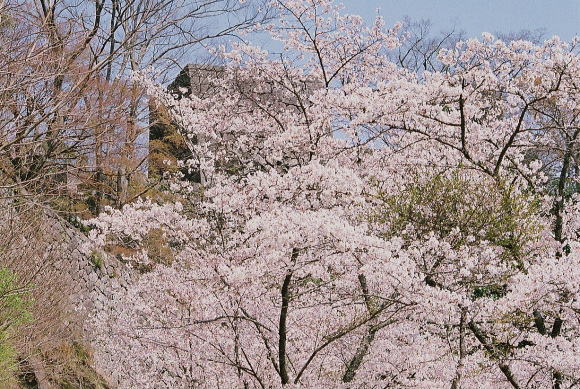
[84,1,579,388]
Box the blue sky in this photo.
[340,0,579,41]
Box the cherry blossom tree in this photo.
[86,1,579,388]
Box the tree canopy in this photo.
[30,0,580,387]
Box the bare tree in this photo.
[0,0,272,213]
[393,17,465,73]
[87,0,274,210]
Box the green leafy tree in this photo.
[0,267,31,384]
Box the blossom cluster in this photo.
[87,1,580,387]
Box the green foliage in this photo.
[472,284,507,300]
[89,251,104,270]
[66,215,93,235]
[371,172,543,264]
[547,175,579,200]
[0,267,32,384]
